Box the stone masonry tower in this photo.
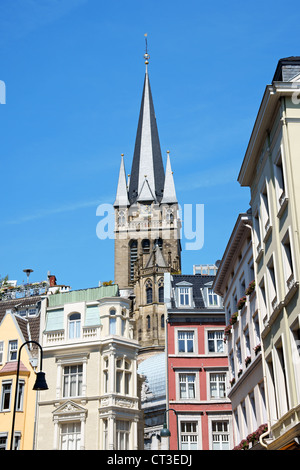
[114,48,181,356]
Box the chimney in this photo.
[48,275,57,287]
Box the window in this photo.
[0,342,3,364]
[142,239,150,253]
[0,434,8,450]
[8,340,18,361]
[180,422,198,450]
[244,327,251,358]
[146,279,153,304]
[161,314,165,329]
[253,211,261,254]
[178,287,191,306]
[236,341,242,371]
[16,380,25,411]
[109,309,116,335]
[267,256,277,310]
[274,153,287,210]
[12,432,21,450]
[63,365,83,397]
[178,331,194,353]
[249,391,257,430]
[166,208,174,223]
[28,308,37,316]
[1,381,12,411]
[60,422,81,450]
[259,277,268,322]
[158,278,164,303]
[179,373,196,399]
[69,313,81,339]
[116,420,130,450]
[208,331,224,353]
[103,419,108,450]
[260,184,271,237]
[103,358,109,394]
[116,358,131,395]
[211,421,230,450]
[210,373,226,399]
[118,210,126,227]
[129,240,138,281]
[281,230,295,290]
[208,288,218,306]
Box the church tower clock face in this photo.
[113,50,181,355]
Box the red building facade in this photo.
[164,271,233,450]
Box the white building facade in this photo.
[214,213,267,449]
[36,285,143,450]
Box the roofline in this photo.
[213,212,252,296]
[238,81,300,187]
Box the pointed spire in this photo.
[161,151,177,204]
[114,154,129,207]
[128,39,165,204]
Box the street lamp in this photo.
[10,340,48,450]
[160,408,179,450]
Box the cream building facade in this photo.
[214,213,267,449]
[36,285,143,450]
[238,57,300,450]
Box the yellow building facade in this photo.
[0,298,42,450]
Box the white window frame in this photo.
[206,329,224,354]
[210,418,231,450]
[176,329,197,354]
[0,342,3,364]
[208,371,227,400]
[60,422,82,450]
[62,364,83,398]
[179,420,199,450]
[116,420,131,450]
[8,340,18,361]
[176,370,199,401]
[68,313,81,339]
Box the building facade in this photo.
[164,271,232,450]
[213,213,267,449]
[238,57,300,450]
[0,295,43,450]
[36,285,143,450]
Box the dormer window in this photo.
[208,288,218,306]
[176,282,193,307]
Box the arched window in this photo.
[109,308,116,335]
[146,315,151,329]
[118,210,126,227]
[142,239,150,253]
[146,279,153,304]
[158,278,164,303]
[129,240,138,281]
[166,208,174,223]
[69,313,81,339]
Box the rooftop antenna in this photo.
[144,33,150,71]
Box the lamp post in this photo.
[160,408,179,450]
[10,340,48,450]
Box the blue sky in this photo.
[0,0,299,290]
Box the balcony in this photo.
[43,325,101,347]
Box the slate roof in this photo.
[0,296,42,353]
[170,274,224,313]
[128,71,165,204]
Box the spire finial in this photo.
[144,33,150,69]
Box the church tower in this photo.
[114,46,181,356]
